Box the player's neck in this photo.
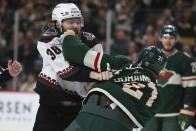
[163,48,177,57]
[145,68,157,78]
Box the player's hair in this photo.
[44,11,57,31]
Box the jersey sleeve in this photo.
[62,35,131,72]
[91,43,103,53]
[181,56,196,88]
[183,57,196,107]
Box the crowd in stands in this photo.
[0,0,196,90]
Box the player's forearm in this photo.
[184,87,196,107]
[62,35,112,72]
[63,66,95,82]
[63,35,89,66]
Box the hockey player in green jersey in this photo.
[179,57,196,130]
[61,30,167,131]
[142,25,196,131]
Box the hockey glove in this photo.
[178,105,195,130]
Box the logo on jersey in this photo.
[43,28,58,36]
[157,69,175,87]
[83,32,95,40]
[158,69,173,80]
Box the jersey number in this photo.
[191,61,196,73]
[46,46,61,60]
[122,82,158,107]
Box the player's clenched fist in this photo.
[63,30,75,37]
[8,60,22,77]
[90,71,113,81]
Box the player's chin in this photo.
[164,46,175,52]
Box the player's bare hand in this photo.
[100,71,113,80]
[90,71,113,81]
[8,60,22,77]
[63,30,75,37]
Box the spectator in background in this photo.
[154,18,165,33]
[0,31,7,65]
[114,0,132,33]
[97,0,108,10]
[132,0,147,35]
[128,41,138,54]
[127,41,138,62]
[33,58,42,76]
[150,0,168,8]
[81,4,100,39]
[161,8,175,25]
[133,30,144,50]
[33,20,42,39]
[142,25,155,43]
[18,3,34,32]
[144,34,158,47]
[85,0,98,17]
[20,73,36,92]
[193,0,196,11]
[172,0,184,22]
[192,4,196,40]
[23,30,38,74]
[111,30,129,56]
[94,8,107,40]
[177,8,194,37]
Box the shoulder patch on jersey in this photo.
[39,29,59,43]
[43,28,58,36]
[83,32,95,41]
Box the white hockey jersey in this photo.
[37,29,103,97]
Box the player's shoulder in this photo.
[81,31,100,48]
[38,28,61,43]
[191,57,196,62]
[176,50,191,59]
[81,32,96,41]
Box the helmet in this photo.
[160,25,177,38]
[133,46,167,74]
[52,3,83,31]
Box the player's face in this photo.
[161,35,176,52]
[62,18,81,34]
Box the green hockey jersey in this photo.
[62,35,161,128]
[184,57,196,107]
[156,51,196,116]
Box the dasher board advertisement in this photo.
[0,91,39,131]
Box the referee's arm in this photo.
[0,66,12,83]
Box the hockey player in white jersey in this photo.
[33,3,110,131]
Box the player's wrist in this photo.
[89,71,101,81]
